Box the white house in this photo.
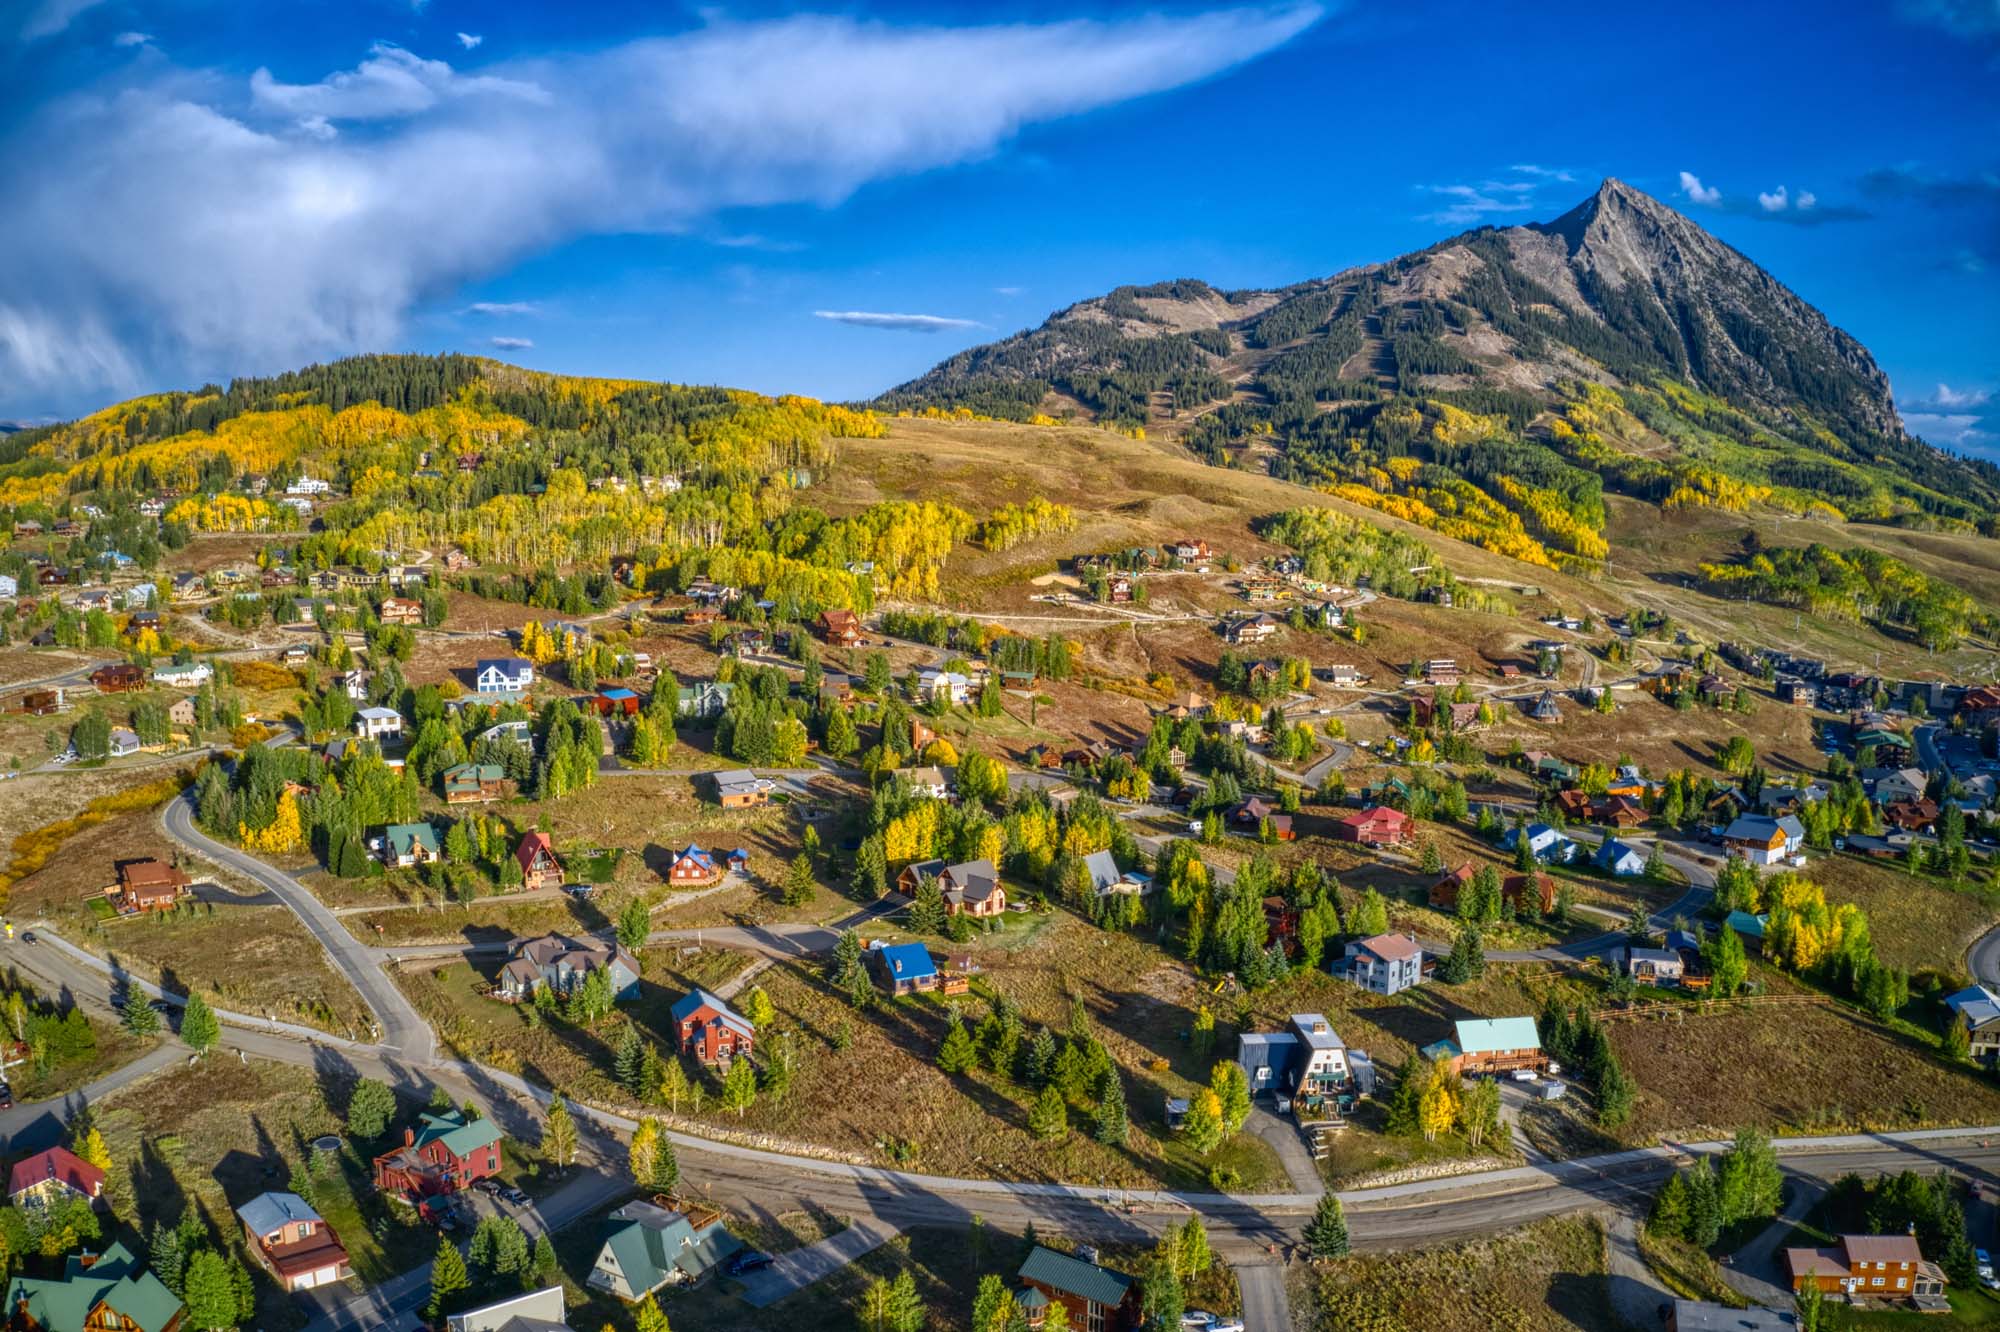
[354,707,404,742]
[1871,767,1929,805]
[1501,822,1579,865]
[0,575,18,598]
[1721,813,1807,866]
[476,658,535,694]
[108,728,141,757]
[1594,839,1649,877]
[286,476,331,496]
[894,766,952,799]
[915,669,970,705]
[152,661,214,688]
[1340,933,1423,996]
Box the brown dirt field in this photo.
[8,809,372,1035]
[1306,1214,1614,1331]
[1606,994,2000,1143]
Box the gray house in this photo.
[446,1286,572,1332]
[1945,985,2000,1064]
[1338,933,1423,995]
[587,1200,742,1301]
[494,934,641,1003]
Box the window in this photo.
[1897,1278,1908,1289]
[1871,1277,1884,1286]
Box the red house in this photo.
[817,609,864,648]
[1333,806,1411,847]
[515,832,564,891]
[670,988,754,1064]
[372,1110,505,1202]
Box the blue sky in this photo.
[3,1,1997,457]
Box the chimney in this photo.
[405,1127,416,1147]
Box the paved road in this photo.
[738,1219,904,1308]
[0,1041,184,1153]
[159,792,435,1062]
[1601,1210,1673,1330]
[1722,1179,1825,1307]
[1247,1103,1323,1195]
[1232,1260,1291,1332]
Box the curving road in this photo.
[159,792,436,1063]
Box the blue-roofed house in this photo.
[1501,822,1579,865]
[1594,839,1648,877]
[1945,986,2000,1064]
[1234,1014,1354,1115]
[586,1199,742,1301]
[667,845,722,887]
[870,941,938,995]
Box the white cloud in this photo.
[1679,171,1722,206]
[457,33,483,50]
[488,336,534,349]
[813,310,982,332]
[1508,163,1575,182]
[1758,185,1790,212]
[112,31,152,48]
[250,43,550,124]
[1,8,1320,405]
[465,301,539,317]
[19,0,105,41]
[1417,180,1535,226]
[1924,383,1992,409]
[995,286,1023,296]
[1797,190,1817,210]
[1902,411,1990,447]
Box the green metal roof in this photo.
[3,1243,182,1332]
[1454,1016,1541,1055]
[413,1109,504,1158]
[1018,1245,1133,1309]
[386,822,442,857]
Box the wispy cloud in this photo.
[19,0,105,41]
[1678,171,1865,225]
[112,31,152,48]
[250,43,551,128]
[1417,180,1535,226]
[1418,164,1582,227]
[709,233,805,253]
[488,336,534,349]
[1911,382,1993,410]
[464,301,539,317]
[994,286,1023,297]
[457,33,483,51]
[813,310,982,333]
[1902,411,1990,448]
[0,7,1321,403]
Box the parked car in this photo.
[1181,1315,1217,1331]
[472,1179,501,1196]
[1206,1319,1244,1332]
[499,1186,529,1206]
[727,1251,774,1276]
[1510,1068,1538,1082]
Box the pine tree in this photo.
[615,1023,644,1093]
[1092,1069,1129,1146]
[543,1093,579,1169]
[936,1016,977,1074]
[149,1221,187,1297]
[1027,1084,1068,1141]
[633,1293,671,1332]
[121,990,161,1036]
[179,991,219,1054]
[886,1270,924,1332]
[1596,1050,1635,1129]
[1685,1157,1722,1247]
[617,897,652,950]
[783,853,816,906]
[1648,1170,1692,1240]
[182,1251,238,1331]
[909,879,947,935]
[1304,1192,1350,1259]
[425,1233,472,1319]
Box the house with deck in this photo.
[514,832,564,891]
[380,822,442,868]
[476,658,535,695]
[1424,1016,1546,1078]
[1332,806,1410,847]
[372,1111,504,1202]
[1337,933,1424,996]
[1721,813,1807,866]
[587,1199,742,1302]
[494,933,638,1003]
[870,941,939,995]
[1786,1234,1944,1305]
[441,762,508,804]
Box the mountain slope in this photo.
[879,179,2000,546]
